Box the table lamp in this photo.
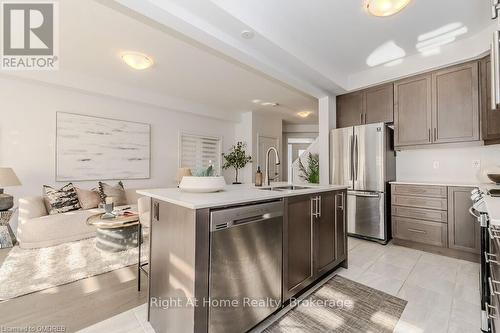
[176,168,192,186]
[0,168,21,211]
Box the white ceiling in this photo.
[211,0,491,80]
[117,0,493,95]
[4,0,318,124]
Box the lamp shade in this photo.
[0,168,21,187]
[176,168,192,184]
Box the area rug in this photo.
[264,275,407,333]
[0,236,148,300]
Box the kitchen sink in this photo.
[258,185,313,191]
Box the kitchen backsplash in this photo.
[396,145,500,184]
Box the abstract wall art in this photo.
[56,112,151,181]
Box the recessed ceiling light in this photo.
[121,52,154,70]
[261,102,279,107]
[297,111,312,118]
[365,0,411,17]
[241,30,255,39]
[252,99,262,104]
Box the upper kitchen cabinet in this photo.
[394,74,432,146]
[365,83,394,124]
[480,56,500,143]
[337,91,363,128]
[336,84,394,128]
[432,62,480,144]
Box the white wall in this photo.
[252,111,283,182]
[0,77,235,231]
[396,145,500,184]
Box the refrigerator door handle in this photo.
[349,134,354,181]
[354,135,359,181]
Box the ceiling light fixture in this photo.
[252,99,262,104]
[261,102,279,107]
[365,0,411,17]
[297,111,312,118]
[121,52,154,70]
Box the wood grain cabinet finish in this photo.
[480,56,500,142]
[284,194,314,301]
[393,217,448,247]
[392,205,448,223]
[315,192,336,276]
[336,84,394,128]
[394,74,433,146]
[284,190,347,301]
[448,187,480,254]
[392,195,448,211]
[337,92,363,128]
[365,83,394,124]
[432,62,480,144]
[392,184,447,198]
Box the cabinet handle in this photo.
[408,228,426,234]
[311,197,316,218]
[336,193,344,210]
[428,128,431,142]
[360,113,363,124]
[434,128,437,141]
[318,196,321,218]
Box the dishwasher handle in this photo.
[210,201,283,232]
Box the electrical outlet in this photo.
[433,161,440,169]
[472,160,481,169]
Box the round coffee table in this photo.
[87,213,141,252]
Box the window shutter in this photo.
[180,133,221,173]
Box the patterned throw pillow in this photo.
[75,187,101,210]
[98,181,127,206]
[43,183,82,215]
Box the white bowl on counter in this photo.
[179,176,226,193]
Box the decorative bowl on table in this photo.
[179,176,226,193]
[487,173,500,184]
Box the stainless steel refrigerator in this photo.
[330,123,396,244]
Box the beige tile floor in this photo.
[78,237,481,333]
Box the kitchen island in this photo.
[137,183,348,333]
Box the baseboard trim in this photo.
[393,238,480,263]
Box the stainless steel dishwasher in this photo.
[208,201,283,333]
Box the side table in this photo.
[0,208,17,248]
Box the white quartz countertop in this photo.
[137,182,348,210]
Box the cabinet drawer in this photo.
[392,184,447,198]
[392,195,448,210]
[393,217,447,247]
[392,206,448,223]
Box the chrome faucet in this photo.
[265,147,280,186]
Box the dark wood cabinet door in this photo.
[335,191,347,262]
[337,92,364,128]
[315,192,336,276]
[432,62,480,144]
[283,194,314,301]
[448,187,480,254]
[394,74,432,147]
[365,83,394,124]
[481,56,500,141]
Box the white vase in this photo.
[179,176,226,193]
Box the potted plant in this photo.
[222,142,252,184]
[298,153,319,184]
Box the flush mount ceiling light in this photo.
[241,30,255,39]
[365,0,411,17]
[261,102,279,107]
[297,111,312,118]
[121,52,154,70]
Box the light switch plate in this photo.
[433,161,440,169]
[472,160,481,168]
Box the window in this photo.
[179,132,222,174]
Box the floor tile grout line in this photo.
[395,250,423,297]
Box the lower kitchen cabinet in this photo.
[448,186,480,254]
[284,194,314,300]
[392,184,480,262]
[284,190,347,301]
